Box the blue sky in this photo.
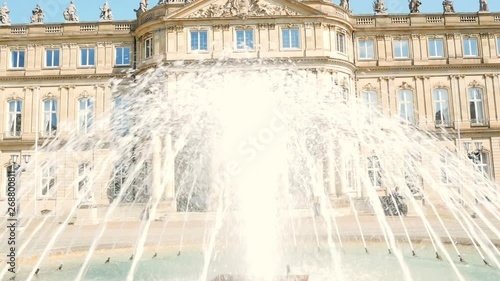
[4,0,500,24]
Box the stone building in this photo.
[0,0,499,218]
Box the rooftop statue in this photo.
[0,2,10,25]
[100,1,113,21]
[64,1,79,22]
[409,0,421,14]
[340,0,349,11]
[135,0,149,17]
[443,0,455,13]
[479,0,489,12]
[373,0,387,14]
[30,4,44,24]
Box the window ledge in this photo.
[43,67,61,70]
[3,134,22,140]
[358,58,376,61]
[8,68,25,71]
[78,66,96,69]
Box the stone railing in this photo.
[45,25,62,33]
[353,12,500,28]
[0,21,135,37]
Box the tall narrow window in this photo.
[43,99,58,136]
[112,164,127,198]
[398,90,415,124]
[428,38,444,57]
[463,38,478,57]
[115,47,131,65]
[236,29,254,49]
[145,38,153,58]
[7,100,22,137]
[336,33,346,53]
[41,163,55,197]
[474,152,489,181]
[113,97,129,136]
[190,31,208,51]
[11,50,25,68]
[469,88,485,125]
[80,48,95,66]
[367,156,382,188]
[78,162,92,201]
[362,91,378,121]
[433,89,450,127]
[394,39,409,58]
[359,40,374,59]
[45,49,60,67]
[282,29,300,49]
[78,98,93,134]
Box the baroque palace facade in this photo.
[0,0,499,217]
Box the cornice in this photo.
[356,63,500,73]
[0,74,127,81]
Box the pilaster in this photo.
[457,75,470,129]
[22,87,35,140]
[0,45,7,74]
[484,74,498,127]
[411,34,421,61]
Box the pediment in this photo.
[168,0,324,19]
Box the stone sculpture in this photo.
[31,4,44,24]
[100,1,113,21]
[340,0,349,11]
[64,1,79,22]
[0,2,11,25]
[479,0,489,12]
[373,0,388,14]
[135,0,148,17]
[189,0,298,18]
[409,0,421,13]
[443,0,455,13]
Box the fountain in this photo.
[1,60,499,281]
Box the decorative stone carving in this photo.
[188,0,299,18]
[64,1,79,22]
[78,90,93,99]
[362,83,378,92]
[373,0,387,15]
[340,0,349,11]
[468,80,484,88]
[6,92,22,102]
[135,0,148,17]
[400,81,414,90]
[100,1,113,21]
[31,4,45,24]
[479,0,489,12]
[433,81,450,89]
[42,92,60,100]
[409,0,421,14]
[0,2,11,25]
[442,0,455,14]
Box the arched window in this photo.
[6,100,22,137]
[469,88,485,125]
[43,99,58,136]
[78,98,93,134]
[433,89,450,127]
[398,90,415,124]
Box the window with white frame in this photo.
[7,100,22,137]
[428,38,444,58]
[362,91,378,121]
[463,38,479,57]
[433,89,450,127]
[41,163,55,197]
[113,97,129,136]
[45,49,60,67]
[145,38,153,58]
[115,47,131,65]
[404,155,421,194]
[282,29,300,49]
[132,161,152,200]
[336,33,346,53]
[367,156,382,188]
[78,98,93,134]
[474,152,490,181]
[43,99,58,136]
[358,40,374,59]
[112,164,127,197]
[236,29,254,49]
[80,48,95,66]
[398,90,415,124]
[394,39,409,58]
[78,162,92,201]
[469,88,485,125]
[190,31,208,51]
[11,50,25,68]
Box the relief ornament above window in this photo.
[188,0,299,18]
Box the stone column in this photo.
[485,74,498,127]
[415,76,426,127]
[450,75,461,129]
[411,34,421,61]
[445,34,456,59]
[458,75,470,129]
[384,35,393,62]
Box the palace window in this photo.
[474,152,490,181]
[469,88,485,125]
[45,49,60,67]
[463,38,478,57]
[41,163,56,197]
[433,89,450,127]
[358,40,374,59]
[428,38,444,58]
[398,90,415,124]
[394,39,409,59]
[190,31,208,51]
[113,97,129,136]
[77,162,92,201]
[115,47,131,65]
[236,29,254,49]
[7,100,22,137]
[145,38,153,58]
[43,99,58,136]
[336,33,346,53]
[367,156,382,188]
[78,98,93,134]
[282,29,300,49]
[11,50,25,68]
[362,91,378,121]
[80,48,95,66]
